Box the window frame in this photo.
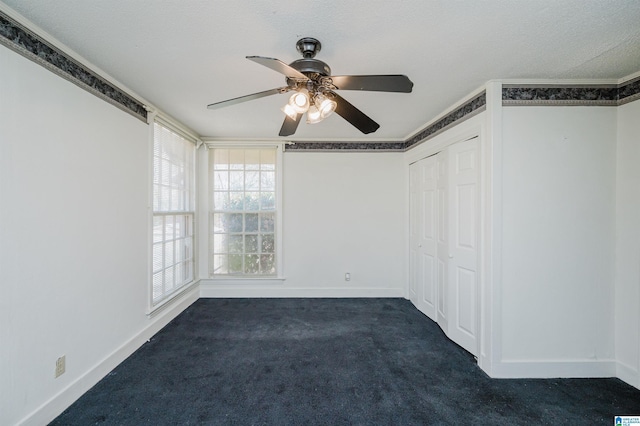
[205,142,285,280]
[148,115,199,313]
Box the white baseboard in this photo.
[18,286,199,426]
[616,360,640,389]
[489,358,618,379]
[199,281,404,298]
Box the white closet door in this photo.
[447,137,479,356]
[436,151,449,333]
[409,162,420,305]
[409,155,438,320]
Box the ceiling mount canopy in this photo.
[296,37,321,59]
[207,37,414,137]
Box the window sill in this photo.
[146,280,200,317]
[200,276,287,286]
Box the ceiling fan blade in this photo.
[207,87,290,110]
[278,113,302,136]
[331,92,380,134]
[247,56,309,80]
[327,75,413,93]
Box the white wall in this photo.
[283,152,405,294]
[0,46,197,425]
[615,99,640,387]
[200,152,406,297]
[500,106,617,374]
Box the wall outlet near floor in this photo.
[55,355,66,378]
[345,272,351,281]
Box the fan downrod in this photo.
[289,37,331,77]
[296,37,321,59]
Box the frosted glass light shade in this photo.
[315,94,336,118]
[289,89,310,113]
[281,103,298,120]
[306,105,322,124]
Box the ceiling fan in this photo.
[207,37,413,137]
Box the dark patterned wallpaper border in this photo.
[0,10,147,121]
[403,92,486,150]
[284,141,405,152]
[618,76,640,105]
[503,77,640,106]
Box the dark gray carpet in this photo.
[50,298,640,425]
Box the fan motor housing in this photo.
[288,58,332,77]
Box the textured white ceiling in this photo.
[3,0,640,141]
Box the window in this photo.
[209,148,278,276]
[152,121,196,306]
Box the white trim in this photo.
[275,146,284,277]
[204,140,288,150]
[153,114,201,144]
[284,148,403,153]
[146,280,200,317]
[16,286,199,426]
[201,137,403,143]
[616,361,640,389]
[402,152,411,300]
[193,148,202,294]
[404,83,486,141]
[619,70,640,85]
[197,146,210,279]
[490,359,617,379]
[498,74,640,90]
[199,280,404,298]
[404,111,485,164]
[146,111,156,312]
[499,78,619,86]
[204,277,287,284]
[481,81,503,377]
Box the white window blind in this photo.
[209,148,278,276]
[152,122,195,306]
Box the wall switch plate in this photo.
[55,355,66,378]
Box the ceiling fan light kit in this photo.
[281,103,298,120]
[315,93,336,119]
[207,37,413,136]
[289,88,310,113]
[306,105,322,124]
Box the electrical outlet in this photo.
[345,272,351,281]
[55,355,66,378]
